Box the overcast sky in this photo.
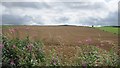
[1,0,119,26]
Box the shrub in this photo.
[2,35,45,68]
[75,45,119,66]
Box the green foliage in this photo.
[46,48,60,66]
[2,35,119,67]
[2,35,45,67]
[75,45,119,66]
[96,26,120,34]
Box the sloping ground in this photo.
[2,26,119,66]
[2,26,118,50]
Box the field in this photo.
[96,26,120,35]
[1,25,120,67]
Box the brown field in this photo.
[2,26,119,65]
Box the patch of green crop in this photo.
[96,26,120,35]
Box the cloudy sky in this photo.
[0,0,119,26]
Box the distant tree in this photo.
[92,25,94,27]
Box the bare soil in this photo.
[2,26,119,64]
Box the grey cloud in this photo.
[54,16,69,23]
[2,2,51,9]
[104,0,113,2]
[1,2,118,26]
[81,12,118,26]
[99,12,118,26]
[0,17,1,25]
[118,1,120,26]
[2,14,44,25]
[79,17,99,26]
[2,2,105,10]
[61,2,105,10]
[32,16,44,25]
[2,14,32,25]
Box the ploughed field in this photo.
[2,26,119,66]
[2,26,118,50]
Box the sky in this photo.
[0,0,119,26]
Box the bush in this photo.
[2,35,45,68]
[75,45,119,66]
